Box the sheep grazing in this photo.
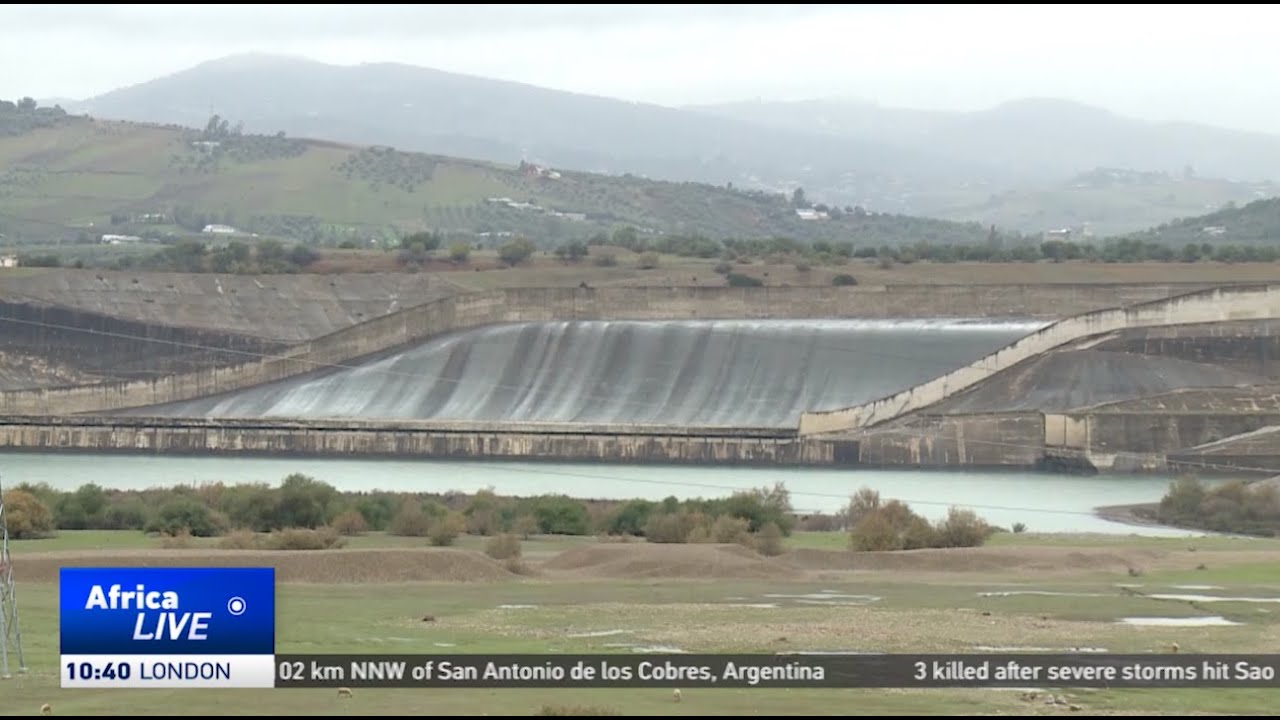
[337,687,353,699]
[40,704,52,716]
[672,688,682,703]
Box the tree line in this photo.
[2,475,998,553]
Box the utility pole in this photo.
[0,473,27,679]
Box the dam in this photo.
[128,318,1047,428]
[2,279,1280,472]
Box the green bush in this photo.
[606,500,657,536]
[389,500,432,537]
[428,511,466,547]
[148,499,227,537]
[528,495,591,535]
[934,507,994,548]
[2,489,55,539]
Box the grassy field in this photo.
[3,529,1277,715]
[0,117,988,247]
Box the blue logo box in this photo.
[60,567,275,655]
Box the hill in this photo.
[63,55,1280,236]
[67,54,983,209]
[1119,197,1280,249]
[932,168,1276,238]
[0,105,995,248]
[688,97,1280,185]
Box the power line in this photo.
[0,472,28,679]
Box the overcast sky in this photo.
[3,3,1279,134]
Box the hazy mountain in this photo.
[62,54,1280,234]
[68,53,985,205]
[687,97,1280,184]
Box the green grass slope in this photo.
[934,169,1276,238]
[0,111,995,248]
[1119,196,1280,248]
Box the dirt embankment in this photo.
[18,539,1272,585]
[540,542,804,580]
[15,548,517,584]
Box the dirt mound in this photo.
[782,546,1165,573]
[541,542,803,580]
[14,548,515,583]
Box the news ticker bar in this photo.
[58,654,1280,689]
[273,654,1280,689]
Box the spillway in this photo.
[128,319,1047,428]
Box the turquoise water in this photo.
[0,451,1221,537]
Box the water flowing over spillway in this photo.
[130,319,1048,427]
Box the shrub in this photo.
[636,252,659,269]
[331,509,368,536]
[718,483,795,535]
[849,500,936,551]
[148,499,227,537]
[832,273,858,286]
[2,489,55,539]
[794,262,811,273]
[1012,522,1027,534]
[484,533,522,560]
[755,521,786,556]
[266,526,347,551]
[448,242,471,263]
[606,499,657,536]
[528,495,591,535]
[844,487,882,527]
[709,514,752,545]
[389,501,432,537]
[934,507,994,548]
[102,498,150,530]
[713,261,732,275]
[160,528,195,549]
[643,511,703,543]
[513,514,539,539]
[464,488,504,536]
[428,511,466,547]
[218,529,261,550]
[592,252,617,267]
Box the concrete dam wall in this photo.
[0,299,286,382]
[0,283,1185,417]
[0,270,463,342]
[0,414,1038,469]
[130,318,1045,428]
[798,284,1280,435]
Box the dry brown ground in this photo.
[307,250,1280,290]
